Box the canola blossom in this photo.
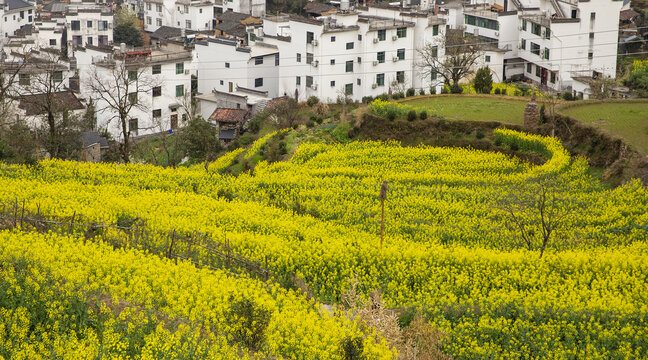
[1,129,647,358]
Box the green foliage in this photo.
[306,120,315,128]
[562,92,575,101]
[306,96,320,107]
[341,336,365,360]
[392,92,405,100]
[226,297,271,350]
[419,88,426,96]
[450,83,463,94]
[82,98,97,130]
[429,86,436,95]
[387,111,396,121]
[0,123,36,164]
[406,88,416,97]
[238,134,255,146]
[473,67,493,94]
[407,110,417,122]
[494,88,501,95]
[246,112,265,134]
[440,86,448,94]
[624,60,648,96]
[376,93,389,101]
[181,116,221,163]
[539,104,547,124]
[361,96,374,104]
[114,9,143,47]
[419,110,428,120]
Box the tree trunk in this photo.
[47,111,57,158]
[121,113,130,163]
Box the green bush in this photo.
[226,297,271,350]
[306,120,315,128]
[392,92,405,100]
[440,86,449,94]
[540,104,547,124]
[306,96,320,107]
[562,92,575,101]
[407,110,417,121]
[238,133,255,146]
[419,110,428,120]
[450,83,463,94]
[430,86,437,95]
[278,141,287,155]
[387,111,396,121]
[473,67,493,94]
[476,130,485,139]
[376,93,389,101]
[419,88,426,96]
[406,88,416,97]
[494,88,501,95]
[361,96,374,104]
[341,336,365,360]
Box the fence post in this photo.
[167,230,176,260]
[20,200,25,228]
[380,180,388,249]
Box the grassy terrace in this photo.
[400,95,527,125]
[560,102,648,154]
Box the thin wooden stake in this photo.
[379,180,388,249]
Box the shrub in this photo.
[517,84,531,96]
[440,86,449,94]
[419,110,428,120]
[341,336,365,360]
[430,86,437,95]
[278,141,287,155]
[473,67,493,94]
[306,96,320,107]
[238,133,255,146]
[450,83,463,94]
[369,99,414,117]
[562,92,575,101]
[315,116,324,124]
[361,96,374,104]
[306,120,315,128]
[376,93,389,101]
[406,88,416,97]
[419,88,426,96]
[387,111,397,121]
[392,92,405,100]
[539,104,547,124]
[475,130,485,139]
[494,88,501,95]
[226,297,271,350]
[407,110,417,121]
[313,102,329,117]
[510,142,519,151]
[292,124,298,129]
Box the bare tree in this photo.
[498,175,579,258]
[588,75,617,100]
[417,29,483,88]
[18,55,82,159]
[0,60,24,128]
[267,97,299,129]
[86,57,158,163]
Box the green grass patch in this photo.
[561,102,648,154]
[400,96,526,125]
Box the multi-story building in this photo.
[255,7,446,102]
[438,0,623,95]
[0,0,35,42]
[143,0,265,33]
[75,45,193,138]
[195,37,280,97]
[65,8,113,48]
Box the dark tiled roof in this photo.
[303,2,337,14]
[150,26,199,39]
[18,91,84,116]
[219,128,236,140]
[6,0,33,10]
[217,11,251,22]
[81,131,109,148]
[209,108,249,123]
[620,9,639,21]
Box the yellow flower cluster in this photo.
[0,230,394,359]
[1,129,646,358]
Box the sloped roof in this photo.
[18,91,84,116]
[303,2,337,15]
[218,11,252,22]
[82,131,109,148]
[620,9,640,21]
[6,0,33,11]
[209,108,249,123]
[150,26,199,40]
